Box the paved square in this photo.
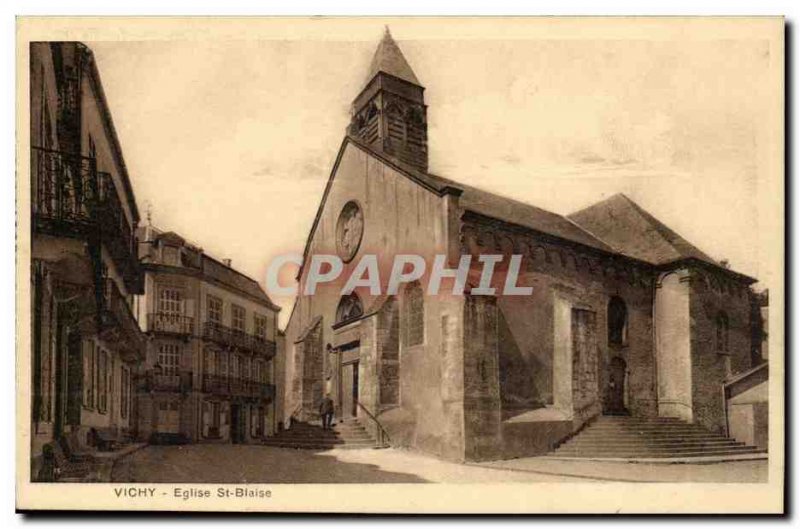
[110,445,768,484]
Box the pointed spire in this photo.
[364,26,420,87]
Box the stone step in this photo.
[561,439,744,450]
[594,416,683,422]
[574,427,726,435]
[265,437,371,445]
[553,448,764,458]
[556,446,747,456]
[570,434,730,442]
[261,439,376,450]
[271,435,374,444]
[267,419,378,449]
[279,427,370,435]
[548,415,761,460]
[288,425,368,434]
[585,424,714,432]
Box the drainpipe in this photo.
[651,274,660,417]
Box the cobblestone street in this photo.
[110,444,768,484]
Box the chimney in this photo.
[223,258,232,268]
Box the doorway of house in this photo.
[341,361,359,420]
[605,356,628,415]
[230,404,244,443]
[157,401,180,433]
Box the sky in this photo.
[87,20,777,326]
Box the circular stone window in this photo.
[335,201,364,263]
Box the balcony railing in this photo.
[99,277,146,359]
[153,374,181,391]
[202,321,277,358]
[31,146,141,293]
[144,370,193,393]
[147,312,195,336]
[202,374,275,400]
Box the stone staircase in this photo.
[550,416,765,460]
[261,418,378,450]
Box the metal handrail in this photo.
[354,399,391,448]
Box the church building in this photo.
[282,29,764,462]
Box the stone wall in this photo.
[356,316,378,439]
[462,218,658,424]
[463,295,502,461]
[458,217,658,460]
[300,319,323,419]
[689,267,754,433]
[571,308,600,417]
[376,298,400,408]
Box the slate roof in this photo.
[147,226,279,310]
[568,193,718,266]
[343,135,615,254]
[201,255,279,309]
[429,173,615,253]
[364,27,421,87]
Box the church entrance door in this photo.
[605,357,627,415]
[341,361,359,420]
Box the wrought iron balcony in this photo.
[153,374,181,391]
[31,146,142,293]
[31,146,96,227]
[147,312,195,336]
[251,336,278,358]
[99,277,146,361]
[202,321,277,358]
[146,370,192,393]
[202,374,230,395]
[201,374,275,400]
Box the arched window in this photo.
[716,311,730,354]
[607,296,627,346]
[335,293,363,326]
[405,281,424,346]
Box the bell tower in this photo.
[348,28,428,172]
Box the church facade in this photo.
[282,30,763,462]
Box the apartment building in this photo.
[29,42,146,476]
[135,226,281,444]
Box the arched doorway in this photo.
[334,294,364,421]
[605,356,627,415]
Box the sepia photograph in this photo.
[15,15,784,513]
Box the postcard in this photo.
[16,16,784,513]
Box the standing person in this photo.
[319,395,335,430]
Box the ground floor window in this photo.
[203,400,223,438]
[120,366,130,419]
[211,402,221,429]
[97,349,109,413]
[82,340,95,407]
